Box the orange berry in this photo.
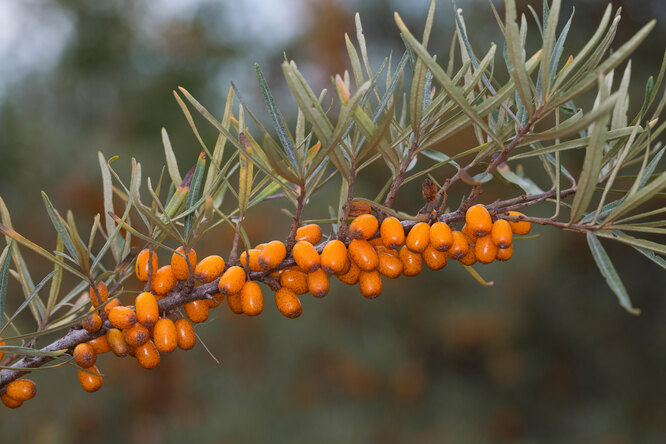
[296,224,322,244]
[184,300,210,323]
[378,251,403,278]
[349,214,379,240]
[106,328,129,357]
[336,260,360,285]
[349,201,372,217]
[206,292,224,308]
[348,239,379,271]
[135,292,159,327]
[358,270,382,299]
[5,379,36,402]
[258,240,287,270]
[218,266,246,295]
[430,222,453,252]
[307,269,329,298]
[279,269,308,295]
[108,306,137,330]
[73,343,97,368]
[320,240,348,274]
[491,219,513,249]
[123,323,150,347]
[506,211,531,235]
[82,311,103,333]
[103,298,120,317]
[240,249,263,272]
[0,337,4,361]
[465,204,492,237]
[88,336,110,355]
[275,288,302,319]
[474,235,497,264]
[496,244,513,261]
[89,281,108,307]
[406,222,430,253]
[171,246,197,280]
[380,216,405,249]
[175,318,196,350]
[240,281,264,316]
[135,249,158,282]
[153,318,178,353]
[369,238,383,247]
[77,365,103,393]
[459,246,476,265]
[226,292,244,314]
[422,244,448,270]
[447,231,469,260]
[135,340,160,369]
[292,241,320,273]
[461,224,477,244]
[1,393,22,408]
[400,246,422,276]
[194,255,225,283]
[150,265,177,295]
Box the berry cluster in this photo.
[1,205,530,408]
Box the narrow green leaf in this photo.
[0,270,57,336]
[161,128,182,186]
[605,169,666,223]
[98,152,120,262]
[46,236,63,316]
[41,192,78,264]
[66,210,90,274]
[0,242,13,329]
[462,265,494,287]
[505,0,535,115]
[634,247,666,270]
[184,152,206,236]
[540,0,561,97]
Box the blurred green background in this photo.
[1,0,665,442]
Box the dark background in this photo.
[0,0,665,442]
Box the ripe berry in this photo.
[491,219,513,249]
[430,222,453,252]
[240,249,263,271]
[135,292,159,327]
[153,318,178,353]
[474,235,497,264]
[447,231,469,260]
[506,211,531,235]
[292,241,320,273]
[87,336,111,355]
[194,255,225,283]
[171,246,197,280]
[279,269,309,295]
[218,266,246,295]
[103,298,120,317]
[5,379,36,402]
[296,224,322,244]
[307,269,329,298]
[336,260,360,285]
[465,204,492,237]
[135,340,160,369]
[258,240,287,270]
[77,365,103,393]
[106,328,129,357]
[320,240,348,274]
[240,281,264,316]
[459,246,477,266]
[206,293,224,308]
[226,292,244,314]
[406,222,430,253]
[89,281,108,307]
[461,224,477,244]
[184,300,210,323]
[380,216,405,249]
[358,270,382,299]
[349,214,379,240]
[348,239,379,271]
[496,244,513,261]
[175,318,196,350]
[378,250,403,278]
[151,265,177,295]
[73,343,97,368]
[108,306,137,330]
[399,246,422,276]
[123,323,150,347]
[136,249,158,282]
[422,244,448,270]
[0,337,4,361]
[275,288,302,318]
[82,311,103,333]
[1,393,22,409]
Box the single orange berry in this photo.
[226,292,244,314]
[1,393,22,409]
[258,240,287,270]
[296,224,322,244]
[369,238,384,247]
[491,219,513,249]
[89,281,108,307]
[349,201,372,217]
[106,328,129,357]
[461,224,477,244]
[136,248,158,282]
[422,244,448,270]
[474,235,497,264]
[135,340,160,369]
[73,343,97,368]
[5,379,36,402]
[400,246,422,276]
[108,306,137,330]
[151,265,177,295]
[496,244,513,261]
[380,216,405,249]
[82,311,103,333]
[88,336,111,355]
[378,251,403,278]
[465,204,492,237]
[307,268,329,298]
[103,298,120,317]
[194,255,225,283]
[218,266,246,295]
[292,241,321,273]
[77,365,103,393]
[206,292,225,308]
[184,300,210,323]
[0,337,4,361]
[459,246,477,266]
[320,240,348,274]
[171,246,197,281]
[336,260,360,285]
[240,249,263,272]
[430,222,453,252]
[123,323,150,347]
[135,292,159,327]
[175,318,196,350]
[506,211,531,235]
[349,214,379,240]
[279,269,309,295]
[240,281,264,316]
[348,239,379,271]
[406,222,430,253]
[447,231,469,260]
[275,288,302,318]
[358,270,382,299]
[153,318,178,353]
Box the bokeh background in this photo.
[1,0,665,442]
